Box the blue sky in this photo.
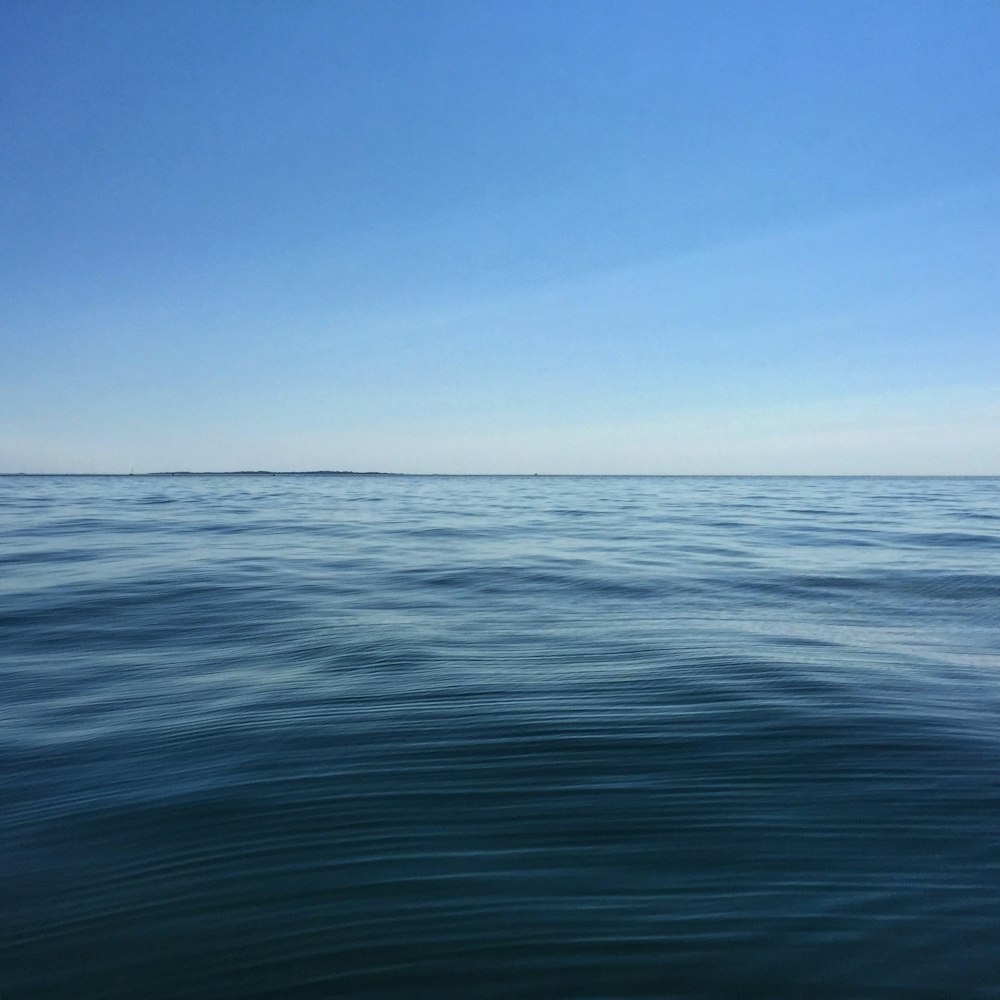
[2,0,998,473]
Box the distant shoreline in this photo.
[142,470,395,476]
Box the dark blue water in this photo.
[3,475,999,999]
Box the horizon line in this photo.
[2,471,998,479]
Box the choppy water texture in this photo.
[3,475,1000,999]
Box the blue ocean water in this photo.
[2,474,999,999]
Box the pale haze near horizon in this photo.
[2,1,998,475]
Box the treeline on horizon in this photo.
[142,471,395,476]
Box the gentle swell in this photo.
[2,475,999,999]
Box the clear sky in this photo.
[3,0,999,474]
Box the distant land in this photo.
[140,471,396,476]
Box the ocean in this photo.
[2,474,999,999]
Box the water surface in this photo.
[2,475,999,998]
